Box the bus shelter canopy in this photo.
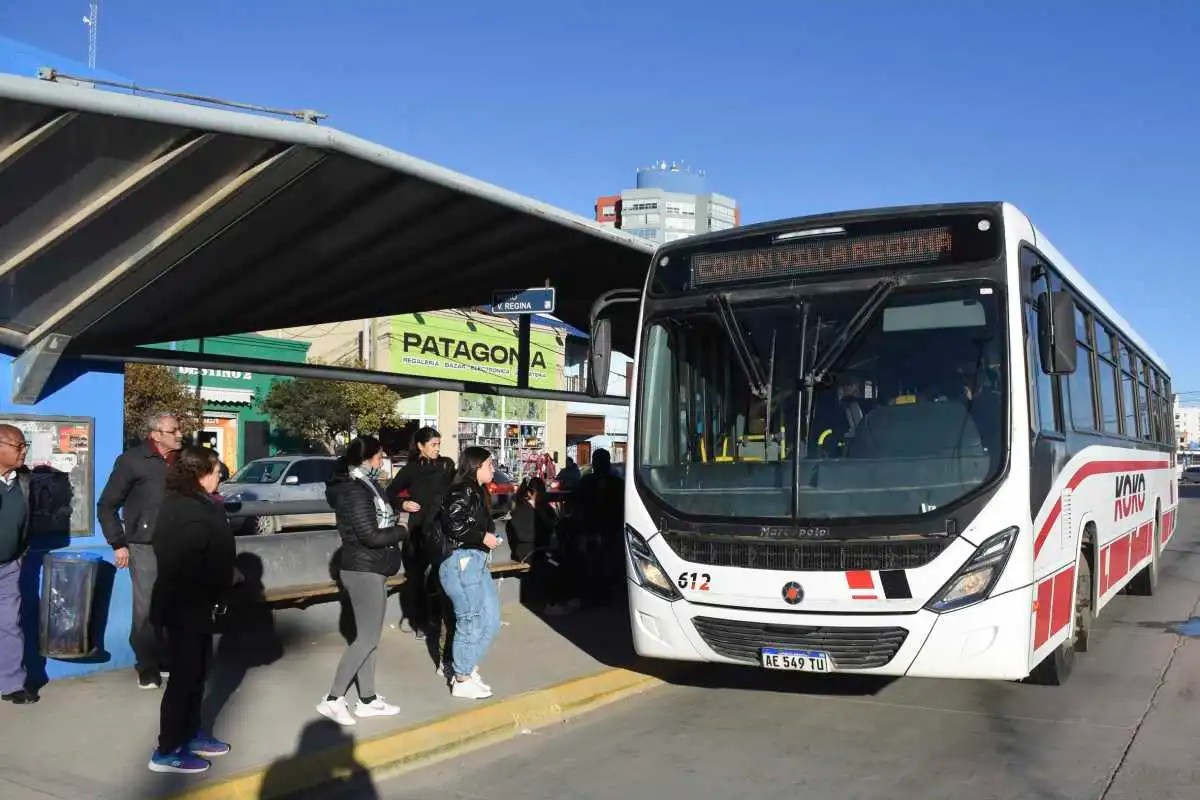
[0,73,654,373]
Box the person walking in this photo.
[318,436,407,727]
[0,424,35,705]
[385,427,454,640]
[438,447,501,700]
[147,445,237,774]
[97,411,182,689]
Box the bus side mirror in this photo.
[1036,291,1077,375]
[587,317,613,397]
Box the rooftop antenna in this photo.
[83,1,98,69]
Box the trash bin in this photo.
[39,552,103,659]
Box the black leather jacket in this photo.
[441,482,492,553]
[327,476,406,576]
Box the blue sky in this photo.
[3,1,1198,389]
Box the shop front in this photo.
[168,334,311,470]
[387,311,570,476]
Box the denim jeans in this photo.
[438,549,500,678]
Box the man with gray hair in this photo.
[98,411,183,689]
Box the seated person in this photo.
[811,371,875,455]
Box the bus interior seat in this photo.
[846,402,985,459]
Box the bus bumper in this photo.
[629,580,1033,681]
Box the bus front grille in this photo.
[692,617,908,668]
[661,532,948,572]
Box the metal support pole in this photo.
[517,314,531,388]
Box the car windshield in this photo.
[636,281,1005,521]
[230,459,290,484]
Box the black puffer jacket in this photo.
[441,481,492,553]
[327,475,406,576]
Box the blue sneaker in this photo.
[187,733,231,758]
[148,748,211,774]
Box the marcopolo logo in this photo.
[401,332,547,371]
[1114,473,1146,522]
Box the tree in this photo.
[123,363,205,445]
[261,367,401,453]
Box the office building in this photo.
[594,161,739,244]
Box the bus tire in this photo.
[1028,550,1091,685]
[1125,504,1160,597]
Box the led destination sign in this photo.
[692,227,954,287]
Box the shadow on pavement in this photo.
[258,719,378,800]
[202,552,285,733]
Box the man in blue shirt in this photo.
[0,423,34,704]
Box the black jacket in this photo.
[506,500,555,562]
[441,482,492,553]
[327,475,406,576]
[97,442,168,549]
[150,490,236,634]
[386,456,455,531]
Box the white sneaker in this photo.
[316,696,357,726]
[451,677,492,700]
[355,696,401,718]
[470,669,491,692]
[435,663,445,678]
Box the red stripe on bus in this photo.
[1033,499,1062,559]
[1034,579,1054,649]
[1050,566,1075,638]
[1033,460,1170,558]
[845,571,874,590]
[1064,460,1169,491]
[851,594,878,601]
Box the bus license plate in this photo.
[761,648,832,672]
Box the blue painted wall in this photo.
[0,353,131,685]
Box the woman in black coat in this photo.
[317,436,407,727]
[147,446,236,775]
[386,426,454,639]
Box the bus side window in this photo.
[1027,268,1063,434]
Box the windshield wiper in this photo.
[712,293,771,399]
[805,276,902,385]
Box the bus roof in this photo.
[1012,204,1169,375]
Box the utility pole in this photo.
[83,1,99,69]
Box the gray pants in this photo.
[330,570,386,699]
[129,543,163,677]
[0,559,25,695]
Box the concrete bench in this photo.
[231,528,530,607]
[263,560,530,606]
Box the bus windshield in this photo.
[636,281,1006,521]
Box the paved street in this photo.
[377,494,1200,800]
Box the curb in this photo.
[166,666,666,799]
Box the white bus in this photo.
[589,202,1177,684]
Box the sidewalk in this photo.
[0,591,661,800]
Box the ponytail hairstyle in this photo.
[334,435,383,478]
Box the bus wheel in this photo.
[1126,507,1160,596]
[1028,555,1091,685]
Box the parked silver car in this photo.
[220,455,337,535]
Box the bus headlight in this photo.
[925,527,1018,613]
[625,525,681,602]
